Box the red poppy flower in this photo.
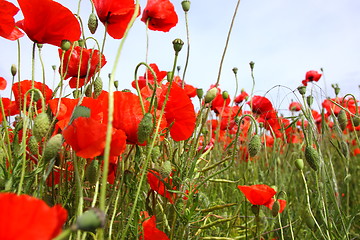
[302,70,322,86]
[12,80,53,109]
[234,90,249,105]
[59,46,106,88]
[173,76,197,98]
[238,184,276,205]
[92,0,137,39]
[264,198,287,213]
[16,0,81,46]
[140,212,169,240]
[131,63,167,90]
[147,170,176,204]
[289,102,301,112]
[0,193,67,239]
[0,97,19,123]
[0,77,7,90]
[209,86,231,112]
[0,0,24,40]
[158,83,196,141]
[248,95,274,115]
[63,116,127,158]
[141,0,178,32]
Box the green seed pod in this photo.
[93,76,103,98]
[249,61,255,71]
[137,113,153,144]
[204,87,218,103]
[271,200,280,217]
[222,91,229,100]
[114,80,119,89]
[60,40,71,51]
[196,88,204,99]
[337,109,348,131]
[304,145,319,171]
[76,208,105,232]
[88,12,98,34]
[232,67,238,75]
[11,64,17,76]
[33,112,51,142]
[159,161,172,178]
[306,95,313,107]
[294,158,304,171]
[248,134,261,157]
[43,134,63,162]
[85,160,99,185]
[181,0,190,12]
[172,38,184,54]
[28,136,39,156]
[297,86,307,96]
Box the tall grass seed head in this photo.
[137,113,154,144]
[33,112,51,142]
[248,134,261,157]
[304,145,319,171]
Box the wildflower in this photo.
[248,95,273,115]
[289,102,301,112]
[302,70,322,86]
[0,193,67,239]
[140,211,169,240]
[264,198,287,213]
[0,0,24,40]
[237,184,276,205]
[12,80,53,109]
[16,0,81,46]
[0,77,7,90]
[92,0,137,39]
[141,0,178,32]
[131,63,167,90]
[147,170,176,204]
[59,46,107,88]
[234,90,249,105]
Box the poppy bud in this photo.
[196,88,204,99]
[306,95,313,107]
[151,146,161,160]
[114,80,119,90]
[138,113,154,144]
[340,141,349,158]
[337,109,347,131]
[172,38,184,54]
[304,146,319,171]
[78,39,85,48]
[11,64,17,76]
[248,134,261,157]
[85,160,99,185]
[43,134,63,162]
[159,161,172,178]
[271,201,280,217]
[93,76,103,98]
[88,12,98,34]
[352,115,360,127]
[297,86,306,96]
[249,61,255,71]
[334,87,340,96]
[76,208,105,232]
[294,158,304,171]
[204,87,218,103]
[72,89,81,98]
[52,65,57,71]
[28,136,39,156]
[181,0,191,12]
[85,85,92,97]
[33,112,51,142]
[232,67,238,75]
[222,91,229,100]
[61,40,71,51]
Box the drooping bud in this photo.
[159,161,172,178]
[137,113,154,144]
[172,38,184,54]
[294,158,304,171]
[304,145,319,171]
[33,112,51,142]
[271,200,280,217]
[297,86,306,96]
[60,40,71,51]
[181,0,191,12]
[93,76,103,98]
[88,12,98,34]
[222,91,229,100]
[43,134,63,162]
[75,208,106,232]
[248,134,261,157]
[204,87,218,103]
[337,109,348,131]
[11,64,17,76]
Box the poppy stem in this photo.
[182,11,191,84]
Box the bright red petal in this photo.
[141,0,178,32]
[141,215,169,240]
[238,184,276,205]
[0,77,7,90]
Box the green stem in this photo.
[182,11,190,83]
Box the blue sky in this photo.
[1,0,359,112]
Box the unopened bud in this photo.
[222,91,229,100]
[294,158,304,170]
[43,134,63,162]
[337,109,348,131]
[196,88,204,99]
[76,208,106,232]
[88,12,98,34]
[11,64,17,76]
[33,112,51,142]
[138,113,154,144]
[232,67,238,75]
[249,61,255,71]
[93,76,103,98]
[297,86,307,96]
[306,95,313,107]
[172,38,184,54]
[204,87,218,103]
[61,40,71,51]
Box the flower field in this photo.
[0,0,359,239]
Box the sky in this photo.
[1,0,360,112]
